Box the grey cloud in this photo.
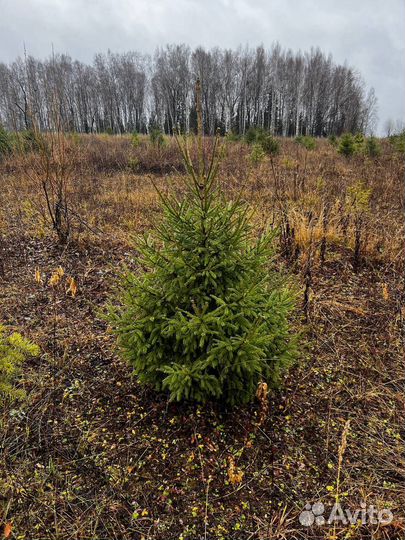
[0,0,403,131]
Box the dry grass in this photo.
[0,135,403,539]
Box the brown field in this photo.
[0,135,404,539]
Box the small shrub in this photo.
[150,128,165,148]
[17,129,41,153]
[353,132,365,152]
[282,157,297,170]
[389,132,405,154]
[245,127,261,145]
[347,180,372,214]
[225,131,241,142]
[245,128,279,158]
[261,135,280,156]
[249,143,266,165]
[0,125,13,160]
[0,325,40,406]
[131,131,140,148]
[295,135,316,151]
[338,133,355,157]
[128,157,139,172]
[16,127,75,243]
[364,137,381,158]
[244,127,273,146]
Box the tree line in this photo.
[0,44,377,136]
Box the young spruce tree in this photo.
[0,326,40,405]
[108,81,298,405]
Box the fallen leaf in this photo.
[34,268,42,284]
[66,276,78,297]
[4,522,12,538]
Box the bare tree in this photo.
[0,44,377,137]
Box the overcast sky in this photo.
[1,0,404,132]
